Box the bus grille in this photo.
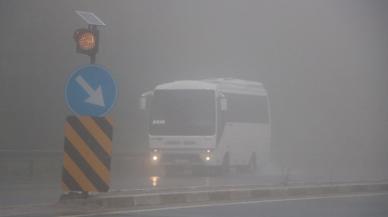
[165,140,197,146]
[163,153,201,163]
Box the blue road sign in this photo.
[65,64,117,117]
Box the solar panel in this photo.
[75,10,106,26]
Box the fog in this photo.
[1,0,388,186]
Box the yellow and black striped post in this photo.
[61,116,113,193]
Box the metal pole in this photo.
[88,24,97,64]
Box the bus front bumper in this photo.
[150,150,216,166]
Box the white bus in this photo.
[140,78,271,172]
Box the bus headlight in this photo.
[151,151,160,163]
[202,149,212,162]
[151,149,160,162]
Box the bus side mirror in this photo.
[139,96,147,110]
[139,91,153,110]
[220,97,228,111]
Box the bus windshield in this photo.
[149,89,215,136]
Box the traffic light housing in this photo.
[73,27,99,57]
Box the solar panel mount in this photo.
[75,11,106,26]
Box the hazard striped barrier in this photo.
[61,116,113,193]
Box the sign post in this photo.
[62,65,117,195]
[61,11,117,197]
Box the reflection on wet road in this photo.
[110,167,284,194]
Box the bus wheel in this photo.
[248,153,257,172]
[221,154,230,174]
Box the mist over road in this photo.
[0,0,388,214]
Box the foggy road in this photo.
[1,0,388,216]
[1,156,385,207]
[0,167,284,207]
[2,164,384,207]
[58,193,388,217]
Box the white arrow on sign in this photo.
[75,75,105,107]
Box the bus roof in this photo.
[154,78,267,96]
[155,80,217,90]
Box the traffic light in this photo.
[74,11,105,64]
[73,27,99,57]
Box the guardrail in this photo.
[1,150,387,187]
[59,182,388,210]
[0,150,146,184]
[0,150,62,183]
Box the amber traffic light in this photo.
[73,28,99,57]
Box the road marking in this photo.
[59,192,388,217]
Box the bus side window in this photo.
[224,94,269,124]
[140,91,153,110]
